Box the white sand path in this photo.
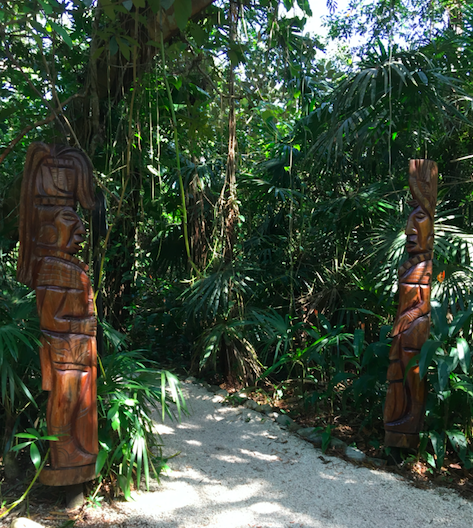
[78,381,473,528]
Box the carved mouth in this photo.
[71,235,84,251]
[406,239,418,253]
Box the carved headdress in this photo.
[17,143,95,287]
[408,159,438,219]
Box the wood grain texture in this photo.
[17,144,98,486]
[384,159,438,449]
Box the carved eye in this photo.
[62,211,78,222]
[415,211,427,220]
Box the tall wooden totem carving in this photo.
[17,143,98,486]
[384,159,438,449]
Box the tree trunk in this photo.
[74,1,216,323]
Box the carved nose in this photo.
[405,217,416,235]
[76,222,86,236]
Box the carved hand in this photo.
[70,317,97,336]
[392,304,429,336]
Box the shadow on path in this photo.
[80,384,473,528]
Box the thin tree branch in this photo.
[39,41,82,147]
[3,46,64,129]
[0,93,85,166]
[196,64,244,100]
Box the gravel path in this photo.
[73,380,473,528]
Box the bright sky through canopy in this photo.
[303,0,352,36]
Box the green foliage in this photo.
[260,312,389,422]
[95,337,186,499]
[417,301,473,469]
[2,0,473,494]
[0,428,53,520]
[10,428,58,471]
[0,281,41,455]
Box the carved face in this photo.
[55,207,86,254]
[405,203,433,254]
[37,206,85,255]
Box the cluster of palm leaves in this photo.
[0,279,41,459]
[96,328,186,499]
[0,276,42,481]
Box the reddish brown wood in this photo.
[384,159,438,449]
[17,143,98,486]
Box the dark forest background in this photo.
[2,0,473,500]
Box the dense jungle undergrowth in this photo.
[3,0,473,515]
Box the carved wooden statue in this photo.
[384,159,438,449]
[17,143,98,485]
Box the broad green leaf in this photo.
[50,21,73,48]
[111,417,120,431]
[95,448,108,475]
[456,338,470,374]
[283,0,293,10]
[117,37,130,61]
[297,0,312,17]
[446,429,467,463]
[107,403,119,421]
[448,346,460,372]
[148,0,161,13]
[228,50,239,67]
[16,432,40,439]
[425,452,436,468]
[417,70,428,84]
[330,372,355,386]
[430,431,445,469]
[431,301,449,340]
[449,308,473,337]
[353,328,364,358]
[262,109,274,122]
[101,0,116,20]
[38,0,54,15]
[438,360,450,391]
[189,25,206,47]
[30,19,49,36]
[109,36,119,55]
[30,442,41,470]
[403,356,419,385]
[161,371,166,421]
[41,435,59,442]
[0,107,17,121]
[173,0,192,31]
[419,340,442,379]
[452,378,473,396]
[10,441,33,452]
[117,474,132,501]
[170,76,182,90]
[92,46,105,61]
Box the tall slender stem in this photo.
[159,26,200,276]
